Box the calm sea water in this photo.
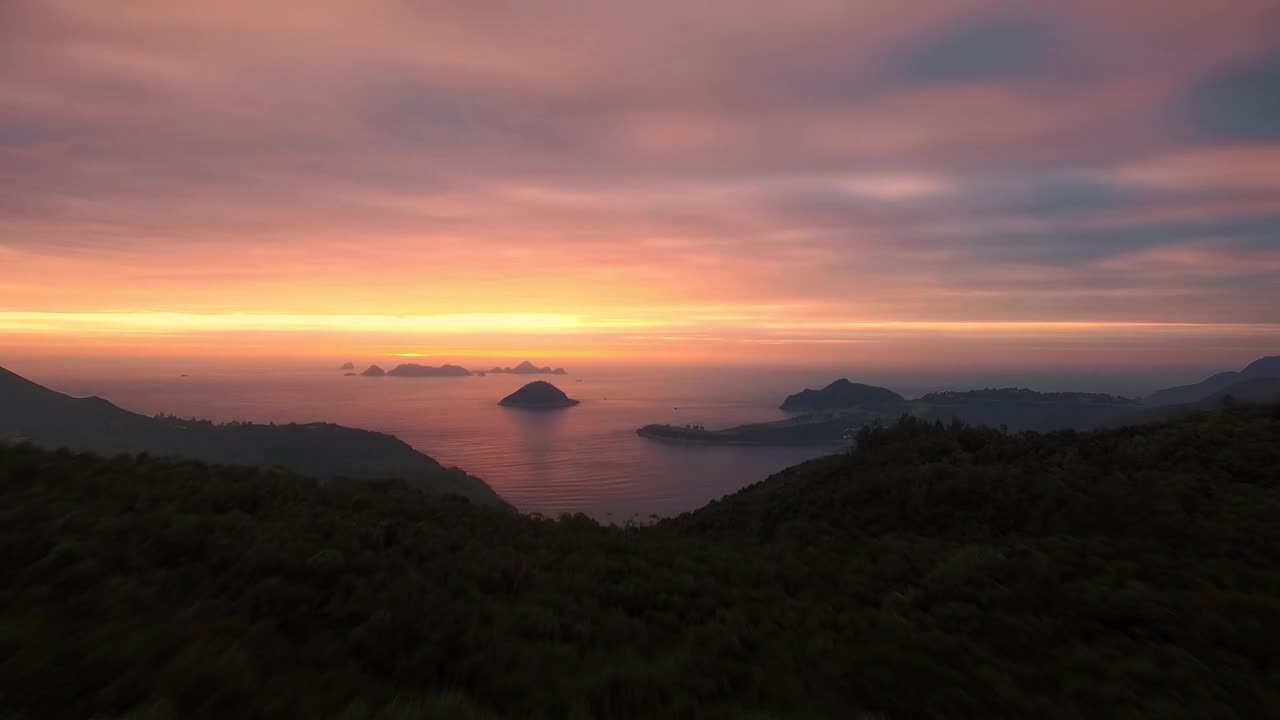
[29,362,1196,520]
[40,367,851,520]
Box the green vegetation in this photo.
[3,404,1280,718]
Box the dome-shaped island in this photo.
[498,381,580,409]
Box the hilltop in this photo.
[779,379,905,412]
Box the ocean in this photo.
[27,362,1201,520]
[37,366,852,520]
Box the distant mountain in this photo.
[0,366,500,504]
[780,379,905,412]
[1111,376,1280,427]
[499,381,579,409]
[361,365,386,377]
[644,386,1141,446]
[338,362,355,370]
[1145,355,1280,406]
[387,363,472,377]
[487,361,567,375]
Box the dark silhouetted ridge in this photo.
[1146,355,1280,406]
[0,365,499,503]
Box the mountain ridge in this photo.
[0,366,500,504]
[1145,355,1280,406]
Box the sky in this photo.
[1,1,1278,371]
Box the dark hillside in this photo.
[3,404,1280,718]
[0,367,498,503]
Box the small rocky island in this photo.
[338,362,355,371]
[499,381,580,409]
[360,365,386,377]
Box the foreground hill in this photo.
[3,403,1279,718]
[0,366,499,504]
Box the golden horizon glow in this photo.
[5,311,1279,338]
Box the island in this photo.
[360,365,386,377]
[640,384,1152,446]
[486,361,567,375]
[338,362,355,370]
[387,363,472,377]
[499,381,580,409]
[780,379,905,412]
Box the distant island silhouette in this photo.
[361,365,386,377]
[338,362,355,371]
[499,381,580,409]
[639,357,1280,446]
[780,379,905,412]
[486,361,567,376]
[387,363,472,377]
